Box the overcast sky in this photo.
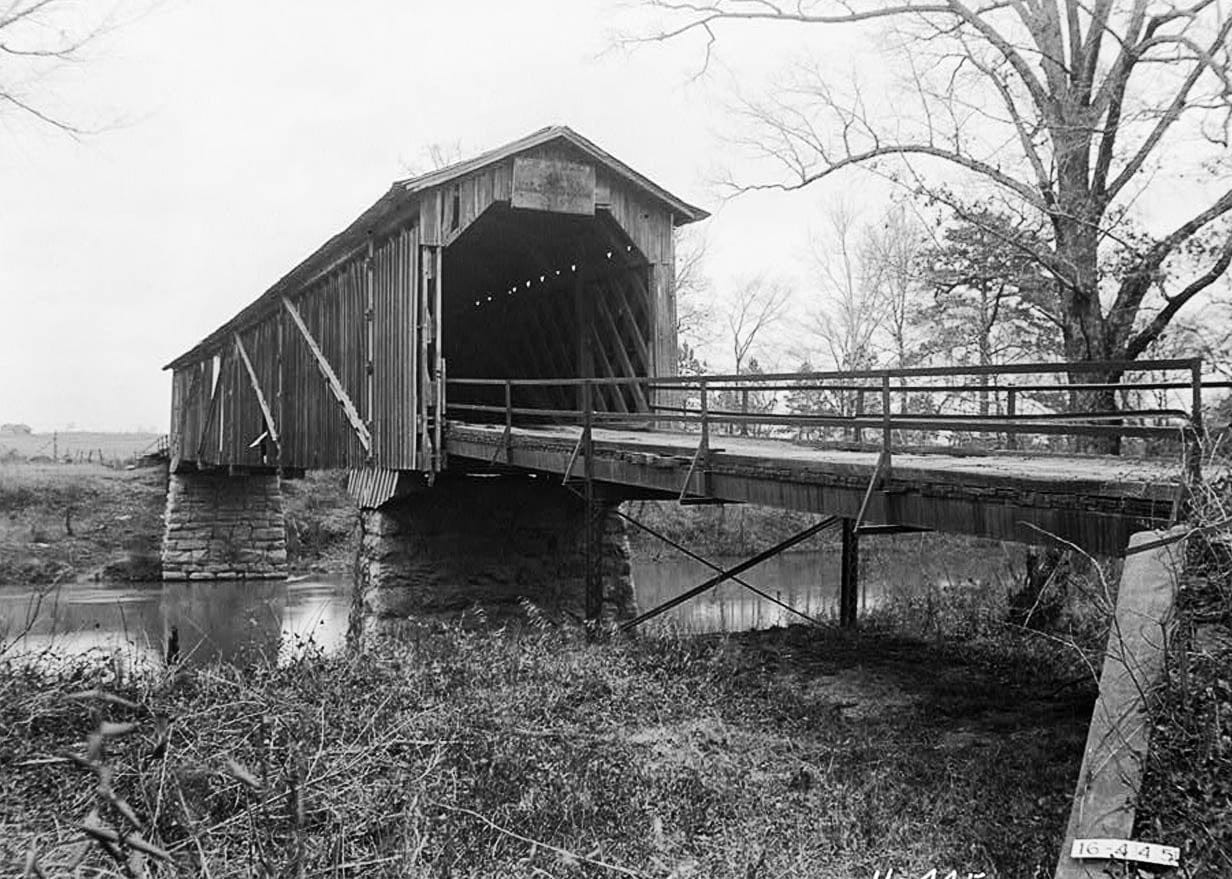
[1,0,858,432]
[5,2,1221,432]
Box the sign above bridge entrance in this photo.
[511,157,596,215]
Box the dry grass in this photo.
[1134,463,1232,878]
[1,621,1093,878]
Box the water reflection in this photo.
[0,577,351,669]
[0,538,1018,666]
[633,537,1018,634]
[634,551,856,633]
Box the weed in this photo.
[3,621,1093,877]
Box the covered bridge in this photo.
[164,126,707,477]
[160,127,706,616]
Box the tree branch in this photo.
[1101,13,1232,202]
[1107,187,1232,351]
[1125,231,1232,359]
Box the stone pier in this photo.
[352,474,636,639]
[161,471,288,580]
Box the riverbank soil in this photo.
[0,623,1093,878]
[0,463,167,584]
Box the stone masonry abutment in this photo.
[352,474,636,639]
[161,471,288,580]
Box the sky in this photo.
[1,0,859,432]
[0,2,1224,431]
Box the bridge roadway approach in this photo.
[444,422,1181,557]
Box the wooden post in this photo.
[1186,358,1204,489]
[854,389,865,445]
[575,268,592,414]
[504,380,513,464]
[418,245,431,471]
[433,245,444,472]
[840,518,859,628]
[1006,386,1018,451]
[699,381,710,459]
[1190,358,1204,438]
[582,379,602,631]
[881,374,893,473]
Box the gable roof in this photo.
[165,125,706,370]
[395,125,708,223]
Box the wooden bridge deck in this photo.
[445,422,1182,555]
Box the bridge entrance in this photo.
[442,204,656,417]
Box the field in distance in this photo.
[0,428,161,464]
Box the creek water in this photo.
[0,537,1019,668]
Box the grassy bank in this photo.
[2,622,1092,878]
[0,464,168,585]
[0,464,356,584]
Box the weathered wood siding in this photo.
[169,221,424,471]
[371,225,419,469]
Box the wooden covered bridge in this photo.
[160,126,1215,877]
[162,125,1202,628]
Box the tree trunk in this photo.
[1053,183,1122,453]
[1068,370,1123,455]
[1009,546,1069,630]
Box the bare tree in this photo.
[628,1,1232,399]
[722,274,791,374]
[807,204,888,375]
[399,140,469,176]
[674,225,715,348]
[863,204,930,369]
[0,1,124,134]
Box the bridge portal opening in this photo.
[442,205,655,417]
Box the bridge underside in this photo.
[443,423,1181,557]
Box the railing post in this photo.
[740,386,749,437]
[583,379,602,632]
[1190,358,1204,440]
[700,380,710,455]
[854,389,865,446]
[1187,358,1204,489]
[1006,387,1018,451]
[881,374,892,472]
[503,379,513,464]
[436,357,446,472]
